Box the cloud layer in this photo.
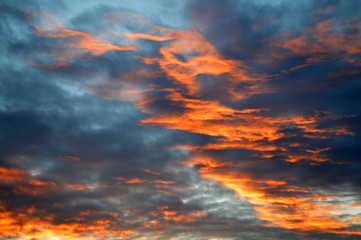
[1,0,361,239]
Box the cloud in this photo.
[1,0,361,239]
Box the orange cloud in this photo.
[153,206,208,223]
[271,17,361,71]
[141,168,161,175]
[0,167,58,195]
[0,166,27,183]
[142,91,353,160]
[0,202,136,239]
[154,180,176,184]
[65,184,87,191]
[126,178,147,184]
[139,27,262,95]
[124,32,178,42]
[28,12,136,68]
[189,155,361,235]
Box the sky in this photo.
[1,0,361,239]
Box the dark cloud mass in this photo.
[1,0,361,239]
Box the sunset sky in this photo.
[1,0,361,239]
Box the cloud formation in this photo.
[1,0,361,239]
